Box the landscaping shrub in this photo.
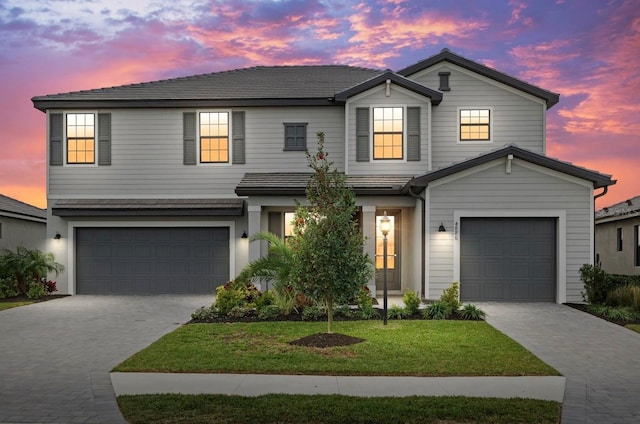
[228,306,251,318]
[0,246,64,298]
[440,282,461,311]
[254,289,275,312]
[388,305,408,319]
[0,277,18,299]
[422,301,453,320]
[587,304,638,321]
[402,289,421,315]
[191,306,218,321]
[580,264,615,304]
[460,304,486,321]
[214,283,246,315]
[356,286,379,319]
[301,305,326,321]
[333,304,355,318]
[257,305,281,320]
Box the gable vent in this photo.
[438,72,451,91]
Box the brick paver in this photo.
[0,295,212,424]
[480,302,640,424]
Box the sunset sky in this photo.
[0,0,638,210]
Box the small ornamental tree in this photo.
[289,132,374,333]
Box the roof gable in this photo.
[398,48,560,109]
[407,144,614,191]
[334,71,442,105]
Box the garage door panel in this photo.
[76,227,229,294]
[460,218,556,302]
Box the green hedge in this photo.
[579,264,640,304]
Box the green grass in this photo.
[0,301,34,311]
[117,394,561,424]
[626,324,640,334]
[114,321,559,376]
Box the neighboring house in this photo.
[595,195,640,275]
[32,48,614,302]
[0,194,46,251]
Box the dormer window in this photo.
[373,107,403,160]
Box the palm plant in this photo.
[0,246,64,296]
[236,231,293,294]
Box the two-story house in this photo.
[32,48,614,303]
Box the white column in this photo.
[362,205,377,293]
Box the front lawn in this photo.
[118,393,561,424]
[114,320,559,376]
[626,324,640,334]
[0,301,34,311]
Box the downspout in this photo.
[593,186,609,265]
[408,185,426,300]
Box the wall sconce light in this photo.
[438,223,446,232]
[241,231,248,239]
[54,232,61,240]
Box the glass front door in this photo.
[375,210,401,291]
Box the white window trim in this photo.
[451,210,567,304]
[66,220,236,295]
[370,104,407,162]
[63,111,98,167]
[197,109,232,166]
[457,107,493,144]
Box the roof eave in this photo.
[32,97,339,112]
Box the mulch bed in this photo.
[0,294,69,303]
[565,303,640,327]
[289,333,365,348]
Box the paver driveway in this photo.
[0,295,213,424]
[481,302,640,424]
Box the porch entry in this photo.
[375,210,401,291]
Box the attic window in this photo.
[438,72,450,91]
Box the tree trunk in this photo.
[327,298,333,334]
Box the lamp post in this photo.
[380,211,391,325]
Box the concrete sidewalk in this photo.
[111,372,566,401]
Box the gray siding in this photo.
[347,85,431,175]
[48,107,345,197]
[595,217,640,275]
[427,159,592,303]
[0,216,46,251]
[408,64,545,169]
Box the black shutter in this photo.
[356,108,369,162]
[183,112,197,165]
[232,111,245,164]
[98,113,111,165]
[407,107,421,161]
[49,113,63,166]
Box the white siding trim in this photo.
[590,196,595,265]
[452,209,567,304]
[345,100,350,174]
[424,187,431,299]
[66,220,236,295]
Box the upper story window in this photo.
[199,111,229,163]
[284,123,307,151]
[459,109,491,142]
[373,107,403,160]
[66,113,95,164]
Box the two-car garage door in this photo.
[76,227,229,294]
[460,218,557,302]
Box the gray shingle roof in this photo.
[0,194,46,221]
[408,144,614,190]
[32,66,384,110]
[235,173,412,196]
[51,198,244,217]
[595,195,640,222]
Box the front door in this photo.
[375,210,401,291]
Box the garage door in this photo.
[460,218,556,302]
[76,227,229,294]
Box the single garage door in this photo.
[460,218,556,302]
[76,227,229,294]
